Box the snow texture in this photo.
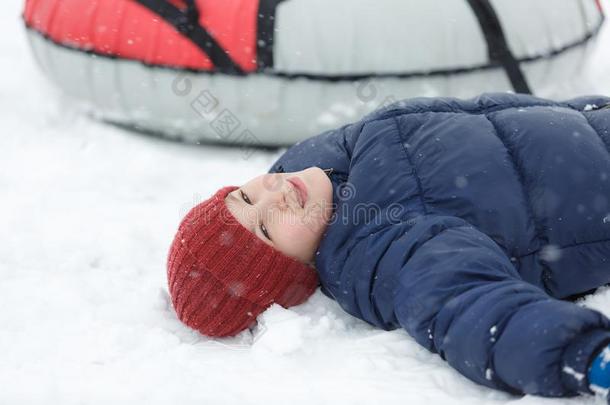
[3,0,610,403]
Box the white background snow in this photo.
[3,0,610,404]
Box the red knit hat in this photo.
[166,185,320,337]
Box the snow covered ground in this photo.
[3,0,610,404]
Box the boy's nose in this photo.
[271,188,289,209]
[260,174,292,210]
[273,187,292,211]
[258,186,288,212]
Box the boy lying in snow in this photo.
[167,92,610,401]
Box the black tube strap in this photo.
[134,0,244,74]
[256,0,285,70]
[467,0,532,94]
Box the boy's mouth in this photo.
[287,177,308,208]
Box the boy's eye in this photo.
[260,223,272,241]
[240,190,252,205]
[240,189,272,241]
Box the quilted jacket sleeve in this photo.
[339,214,610,397]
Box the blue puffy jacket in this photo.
[268,93,610,398]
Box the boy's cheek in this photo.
[283,224,318,243]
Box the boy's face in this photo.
[224,167,334,266]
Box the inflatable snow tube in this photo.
[24,0,605,146]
